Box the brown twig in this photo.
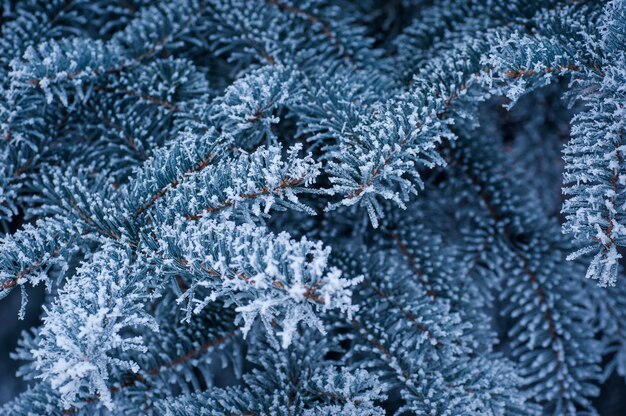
[390,234,438,298]
[505,64,580,79]
[265,0,355,65]
[95,86,181,112]
[134,153,215,218]
[461,157,568,400]
[185,177,304,220]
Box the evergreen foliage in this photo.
[0,0,625,414]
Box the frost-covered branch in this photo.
[33,242,157,410]
[0,216,83,306]
[148,218,360,348]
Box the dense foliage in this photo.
[0,0,625,414]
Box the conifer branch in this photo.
[184,177,305,220]
[95,86,182,112]
[1,1,621,414]
[390,233,438,298]
[61,329,240,413]
[133,152,215,218]
[265,0,355,64]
